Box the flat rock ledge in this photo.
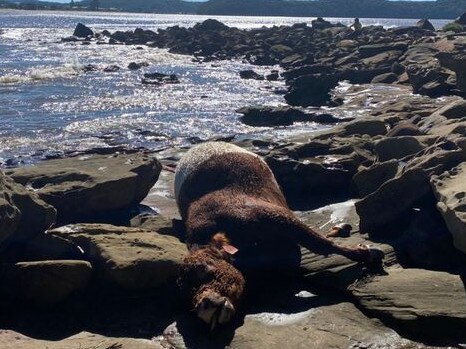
[6,151,162,223]
[0,330,163,349]
[351,267,466,339]
[300,234,397,291]
[49,223,185,290]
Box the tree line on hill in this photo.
[2,0,465,20]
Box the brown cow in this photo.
[176,142,383,329]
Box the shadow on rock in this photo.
[0,285,183,341]
[164,313,240,349]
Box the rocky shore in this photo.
[1,15,466,349]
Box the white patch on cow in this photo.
[174,142,263,203]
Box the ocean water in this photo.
[0,10,450,165]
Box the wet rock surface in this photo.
[63,19,465,105]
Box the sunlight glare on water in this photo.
[0,10,447,165]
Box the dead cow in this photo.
[176,142,383,329]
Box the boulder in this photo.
[237,106,307,126]
[0,172,56,245]
[434,99,466,119]
[49,224,185,290]
[193,19,229,31]
[437,51,466,92]
[6,152,161,223]
[266,70,279,81]
[351,267,466,339]
[265,154,356,204]
[340,119,387,137]
[406,63,454,97]
[386,121,423,137]
[73,23,93,38]
[374,136,426,162]
[280,53,306,68]
[358,43,408,58]
[239,69,264,80]
[356,168,431,235]
[0,181,20,244]
[128,62,149,70]
[0,232,83,263]
[285,73,339,107]
[416,19,435,31]
[103,65,121,72]
[0,260,91,303]
[311,17,334,30]
[142,72,180,85]
[455,11,466,25]
[236,106,340,127]
[352,160,400,197]
[356,139,465,236]
[431,162,466,254]
[371,72,398,84]
[360,50,403,70]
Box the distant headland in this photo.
[1,0,466,20]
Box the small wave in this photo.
[0,64,82,84]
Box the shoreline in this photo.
[0,9,454,25]
[1,16,466,348]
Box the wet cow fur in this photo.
[176,142,378,326]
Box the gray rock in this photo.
[0,172,56,246]
[431,162,466,254]
[386,121,423,137]
[1,232,83,263]
[0,330,164,349]
[416,19,435,31]
[455,11,466,25]
[371,72,398,84]
[285,73,339,107]
[0,260,91,303]
[239,69,264,80]
[128,62,149,70]
[341,119,387,137]
[73,23,93,38]
[358,42,408,58]
[356,168,430,235]
[50,223,185,290]
[351,267,466,339]
[374,136,426,162]
[353,160,400,197]
[265,154,355,204]
[237,106,307,126]
[236,106,341,127]
[311,17,334,30]
[301,234,396,291]
[433,99,466,119]
[159,300,428,349]
[6,152,161,223]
